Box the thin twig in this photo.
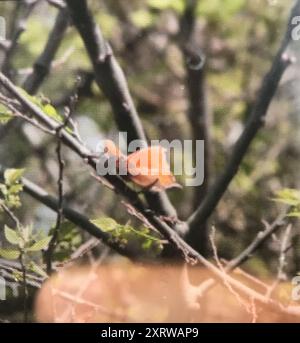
[45,90,79,274]
[209,226,252,316]
[265,224,292,299]
[19,250,29,323]
[0,203,21,228]
[187,210,288,301]
[0,95,56,135]
[45,132,64,274]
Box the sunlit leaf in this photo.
[0,104,13,124]
[0,248,20,260]
[273,188,300,206]
[27,236,52,252]
[4,225,20,245]
[4,168,25,186]
[91,217,119,232]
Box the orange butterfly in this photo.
[102,140,181,192]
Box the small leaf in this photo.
[27,236,52,252]
[0,248,20,260]
[43,103,63,123]
[9,184,23,195]
[21,224,33,242]
[0,103,13,124]
[0,113,13,124]
[273,188,300,206]
[4,168,25,186]
[287,211,300,218]
[91,217,119,232]
[0,183,7,196]
[4,225,20,245]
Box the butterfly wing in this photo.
[127,146,180,191]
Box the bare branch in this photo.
[179,0,211,252]
[187,210,288,301]
[2,73,299,317]
[65,0,182,230]
[46,0,66,10]
[187,0,300,231]
[265,224,292,299]
[45,123,66,274]
[23,7,70,94]
[1,0,38,76]
[0,72,189,260]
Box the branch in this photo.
[45,121,67,274]
[187,0,300,232]
[190,210,288,299]
[1,0,38,76]
[23,7,70,94]
[21,177,140,260]
[0,72,238,263]
[0,164,140,259]
[225,212,287,270]
[65,0,182,229]
[65,0,146,144]
[0,6,70,142]
[3,73,298,316]
[179,0,211,252]
[46,0,66,10]
[265,224,292,299]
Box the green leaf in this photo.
[0,183,7,196]
[9,184,23,195]
[273,188,300,206]
[21,224,33,243]
[91,217,119,232]
[16,87,64,122]
[4,168,25,186]
[287,211,300,218]
[91,217,163,257]
[0,104,13,124]
[4,225,20,245]
[0,248,20,260]
[43,103,62,122]
[27,236,52,252]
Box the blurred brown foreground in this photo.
[35,262,300,323]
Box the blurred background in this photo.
[0,0,300,321]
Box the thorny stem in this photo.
[19,250,29,323]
